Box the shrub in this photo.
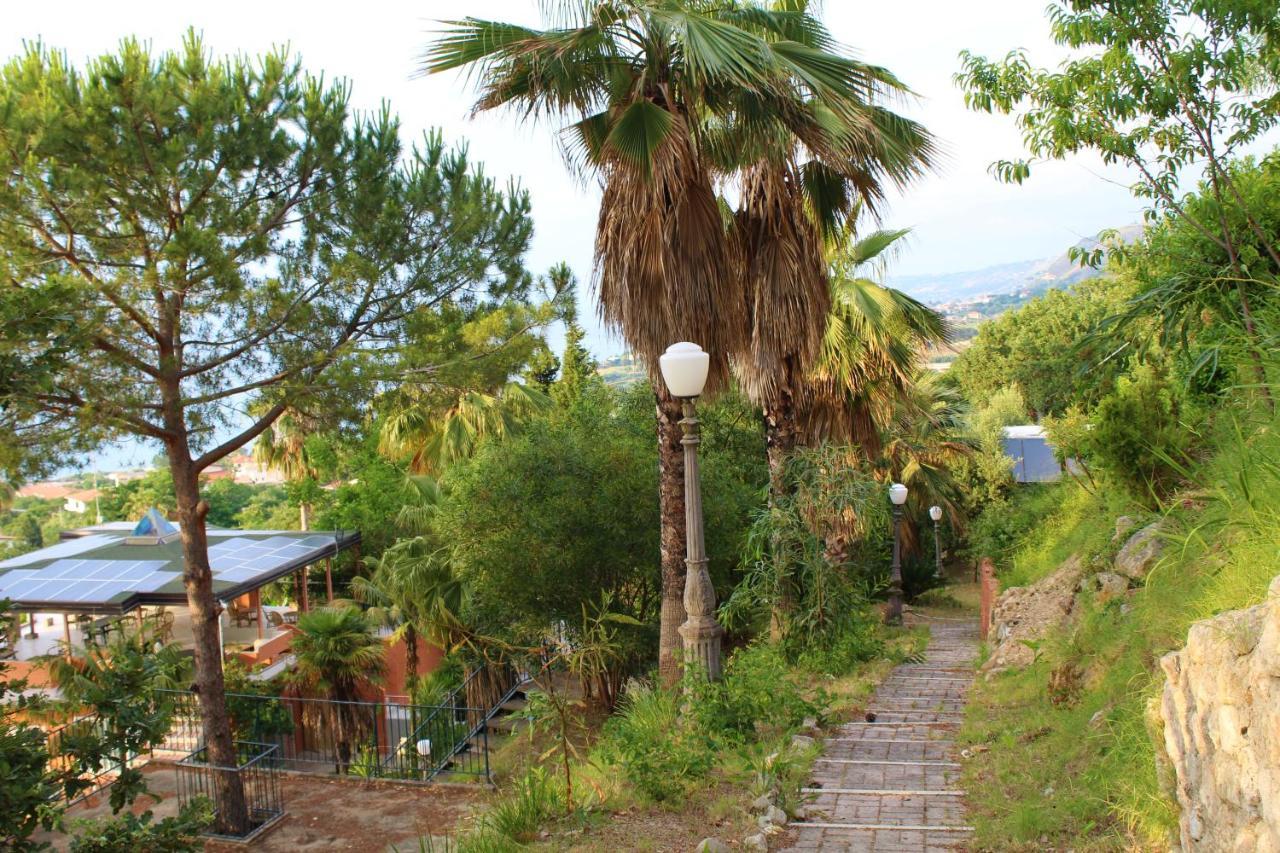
[475,767,563,842]
[595,684,716,802]
[68,803,210,853]
[1086,364,1198,498]
[794,617,885,676]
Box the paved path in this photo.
[781,615,979,852]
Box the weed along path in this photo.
[781,614,979,851]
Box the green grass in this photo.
[962,409,1280,849]
[994,480,1135,589]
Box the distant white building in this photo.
[229,449,286,485]
[63,489,103,515]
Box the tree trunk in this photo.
[404,624,420,698]
[655,386,687,688]
[763,376,800,642]
[299,502,311,532]
[170,458,250,835]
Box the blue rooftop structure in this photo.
[1002,425,1071,483]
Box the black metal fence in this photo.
[155,689,490,783]
[43,714,132,807]
[175,741,284,842]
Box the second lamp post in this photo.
[929,504,943,579]
[886,483,909,625]
[659,342,723,681]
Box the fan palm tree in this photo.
[706,1,937,493]
[379,382,551,475]
[425,0,918,684]
[289,607,386,774]
[875,373,976,558]
[353,537,468,697]
[254,408,320,530]
[800,225,950,455]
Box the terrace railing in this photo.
[154,689,490,783]
[175,740,284,843]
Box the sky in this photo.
[4,0,1149,472]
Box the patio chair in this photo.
[227,601,255,628]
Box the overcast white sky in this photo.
[7,1,1150,471]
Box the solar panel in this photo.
[0,534,119,569]
[204,535,338,587]
[0,530,347,611]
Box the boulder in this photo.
[1158,575,1280,852]
[1092,571,1130,603]
[743,833,769,851]
[789,734,816,752]
[750,794,773,814]
[695,840,730,853]
[1114,522,1164,580]
[1113,515,1136,541]
[758,805,788,828]
[983,555,1089,672]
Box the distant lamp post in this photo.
[929,505,944,580]
[659,342,722,681]
[886,483,909,625]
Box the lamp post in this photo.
[886,483,909,625]
[929,505,943,580]
[659,342,723,681]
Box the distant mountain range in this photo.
[889,225,1143,307]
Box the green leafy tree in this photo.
[288,607,385,774]
[0,36,535,829]
[1086,364,1198,499]
[1,605,63,850]
[50,629,188,813]
[950,278,1137,418]
[97,469,176,522]
[956,0,1280,391]
[16,514,41,550]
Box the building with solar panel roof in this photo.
[0,509,360,681]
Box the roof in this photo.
[1002,425,1047,440]
[16,482,75,500]
[0,526,360,615]
[65,489,102,502]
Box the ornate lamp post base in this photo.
[679,558,723,681]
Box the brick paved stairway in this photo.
[781,616,980,852]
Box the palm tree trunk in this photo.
[655,387,688,688]
[764,377,800,642]
[299,502,311,531]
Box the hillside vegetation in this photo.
[959,406,1280,848]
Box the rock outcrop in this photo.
[983,520,1163,673]
[1114,521,1164,579]
[983,555,1088,671]
[1159,574,1280,852]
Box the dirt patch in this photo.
[37,764,482,852]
